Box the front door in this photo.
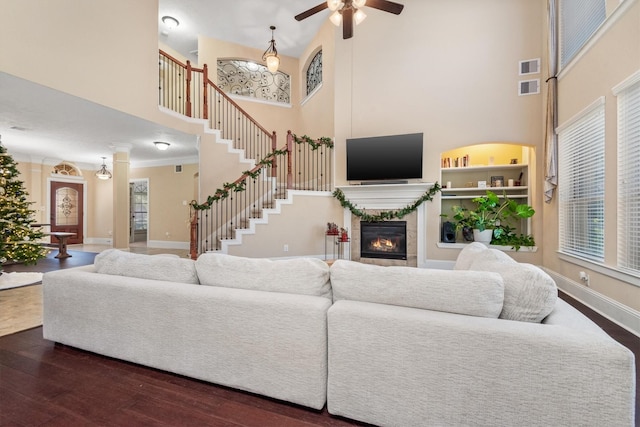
[50,181,84,244]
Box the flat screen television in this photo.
[346,133,423,183]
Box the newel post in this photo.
[189,205,198,260]
[202,63,209,120]
[286,131,293,189]
[185,60,193,117]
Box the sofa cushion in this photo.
[453,242,489,270]
[196,253,332,299]
[467,249,557,323]
[94,249,199,284]
[330,260,504,318]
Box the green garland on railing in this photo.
[190,134,333,211]
[332,182,442,222]
[292,134,334,150]
[190,147,289,211]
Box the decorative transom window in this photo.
[306,50,322,96]
[557,98,605,261]
[53,162,82,176]
[615,73,640,274]
[217,59,290,104]
[559,0,606,68]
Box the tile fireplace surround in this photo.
[337,183,434,268]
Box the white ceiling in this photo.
[0,0,327,169]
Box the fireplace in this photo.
[360,221,407,260]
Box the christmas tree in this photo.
[0,136,48,273]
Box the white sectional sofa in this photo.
[42,245,636,426]
[43,250,332,410]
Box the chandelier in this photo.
[262,26,280,73]
[95,157,112,180]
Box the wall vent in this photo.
[174,165,183,173]
[518,79,540,96]
[519,58,540,75]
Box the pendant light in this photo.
[262,26,280,73]
[95,157,112,180]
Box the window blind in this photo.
[617,78,640,273]
[558,101,605,261]
[560,0,606,67]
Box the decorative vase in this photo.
[462,226,474,242]
[473,229,493,246]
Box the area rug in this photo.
[0,272,43,290]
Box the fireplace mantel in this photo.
[338,183,435,268]
[336,183,435,210]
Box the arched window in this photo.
[306,50,322,96]
[53,162,82,176]
[217,59,290,104]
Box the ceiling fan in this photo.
[295,0,404,40]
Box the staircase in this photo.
[158,51,334,259]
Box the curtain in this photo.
[544,0,558,203]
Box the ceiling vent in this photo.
[518,79,540,96]
[174,165,183,173]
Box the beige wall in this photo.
[0,0,159,122]
[298,21,337,140]
[130,164,198,244]
[226,194,344,259]
[543,0,640,311]
[332,0,545,265]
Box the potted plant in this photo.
[450,191,535,248]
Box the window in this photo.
[306,50,322,96]
[560,0,606,67]
[557,98,605,261]
[615,73,640,274]
[217,59,290,104]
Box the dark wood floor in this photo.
[1,254,638,426]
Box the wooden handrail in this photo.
[159,49,272,137]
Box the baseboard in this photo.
[83,237,112,245]
[147,240,189,250]
[543,268,640,338]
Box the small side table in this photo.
[49,232,76,259]
[325,233,351,262]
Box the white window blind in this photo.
[616,77,640,274]
[558,100,605,261]
[560,0,606,67]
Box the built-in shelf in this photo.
[442,164,525,172]
[440,160,532,244]
[436,242,538,252]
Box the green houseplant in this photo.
[450,190,535,249]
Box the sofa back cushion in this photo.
[454,245,558,323]
[469,258,557,323]
[196,253,332,299]
[330,260,504,318]
[94,249,199,284]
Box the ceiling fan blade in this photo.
[295,3,329,21]
[365,0,404,15]
[343,7,353,39]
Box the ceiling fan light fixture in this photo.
[154,141,170,150]
[329,10,343,26]
[95,157,112,180]
[353,0,367,8]
[327,0,345,11]
[354,8,367,25]
[262,25,280,73]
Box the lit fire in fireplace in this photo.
[370,237,397,252]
